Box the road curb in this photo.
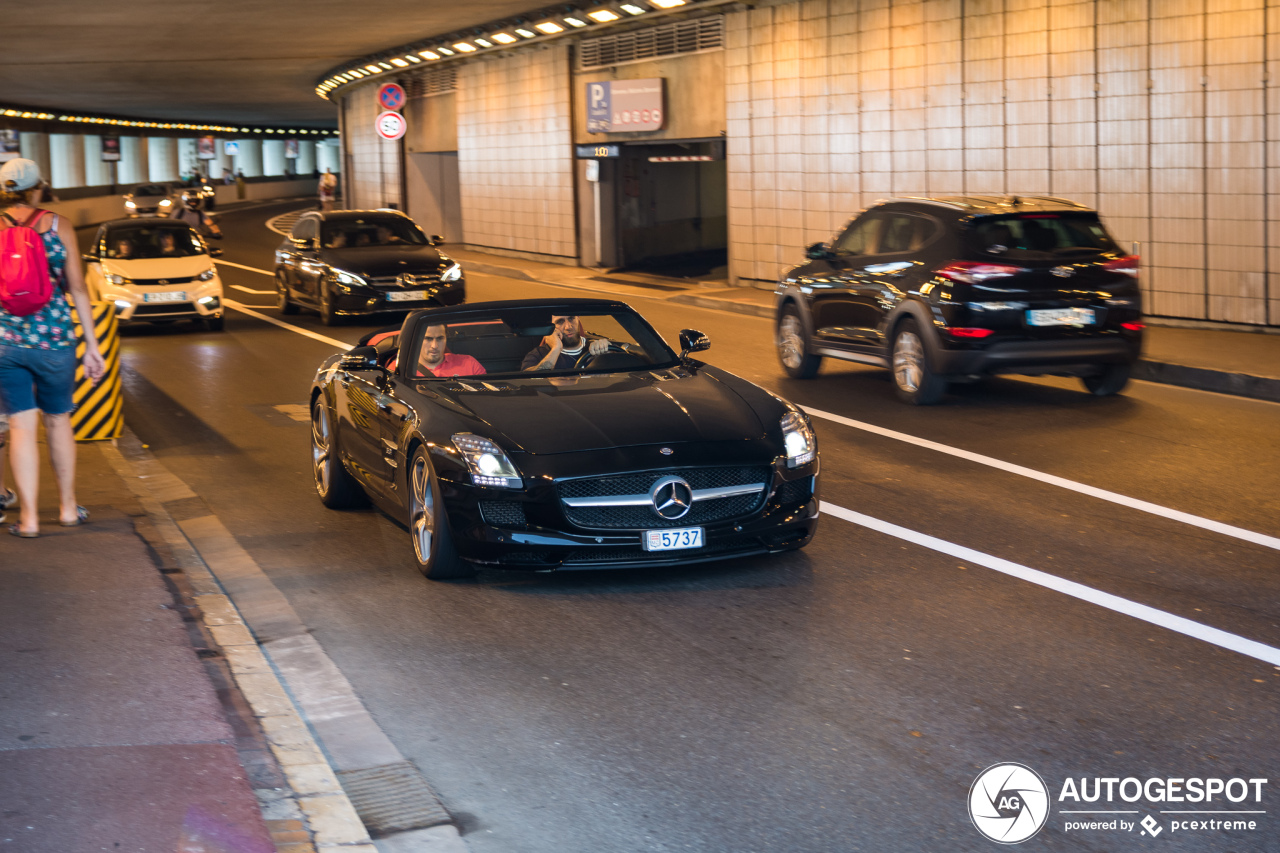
[1132,359,1280,403]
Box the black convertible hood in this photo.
[424,369,770,455]
[320,245,446,278]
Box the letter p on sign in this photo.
[590,84,606,110]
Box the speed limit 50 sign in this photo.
[375,110,407,141]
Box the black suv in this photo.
[774,196,1144,404]
[274,210,465,325]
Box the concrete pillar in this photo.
[297,140,317,176]
[82,134,113,187]
[177,138,200,179]
[147,137,179,182]
[118,136,147,185]
[235,139,263,177]
[48,133,86,189]
[262,139,286,176]
[18,133,51,185]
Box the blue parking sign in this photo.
[587,82,611,134]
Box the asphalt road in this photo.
[93,202,1280,852]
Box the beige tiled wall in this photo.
[457,45,576,260]
[344,84,400,211]
[727,0,1277,325]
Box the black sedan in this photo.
[309,299,820,578]
[274,210,465,325]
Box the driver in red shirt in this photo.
[416,323,485,378]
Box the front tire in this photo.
[891,318,947,405]
[777,305,822,379]
[204,315,225,331]
[276,272,299,315]
[408,447,472,580]
[311,396,365,508]
[1081,362,1131,396]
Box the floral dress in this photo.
[0,214,76,350]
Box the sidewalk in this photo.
[447,247,1280,404]
[0,437,374,853]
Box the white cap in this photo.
[0,158,41,192]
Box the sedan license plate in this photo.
[1027,307,1095,326]
[643,527,704,552]
[387,290,428,302]
[144,291,186,303]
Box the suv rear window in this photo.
[968,214,1117,260]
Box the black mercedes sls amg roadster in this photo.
[309,298,820,578]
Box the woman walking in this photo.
[0,158,105,537]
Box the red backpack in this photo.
[0,209,54,317]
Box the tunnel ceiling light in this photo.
[453,42,477,52]
[535,21,564,33]
[390,58,409,67]
[437,46,455,55]
[420,50,440,60]
[475,38,493,47]
[587,9,619,21]
[565,16,588,26]
[406,54,422,62]
[378,62,393,69]
[621,4,648,14]
[491,32,517,44]
[515,27,537,37]
[649,0,685,6]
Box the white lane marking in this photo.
[230,284,276,295]
[820,501,1280,667]
[215,259,275,276]
[805,406,1280,553]
[266,208,312,237]
[223,299,349,349]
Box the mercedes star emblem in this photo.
[660,447,673,455]
[650,476,693,520]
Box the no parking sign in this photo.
[375,110,407,141]
[378,82,406,112]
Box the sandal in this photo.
[8,524,38,538]
[0,488,16,510]
[59,506,90,527]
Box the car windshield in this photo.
[321,217,427,249]
[132,184,169,197]
[399,307,680,379]
[103,224,205,259]
[968,214,1118,260]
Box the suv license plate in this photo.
[387,290,427,302]
[144,291,186,303]
[1028,307,1095,326]
[643,527,704,552]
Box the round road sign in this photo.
[375,110,407,141]
[377,82,407,112]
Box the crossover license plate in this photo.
[1028,307,1095,326]
[144,291,186,303]
[643,527,704,552]
[387,290,428,302]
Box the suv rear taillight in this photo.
[937,262,1024,284]
[1103,255,1140,278]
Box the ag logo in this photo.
[969,763,1050,844]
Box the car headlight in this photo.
[781,411,816,468]
[334,270,366,287]
[159,199,172,207]
[440,262,462,282]
[452,433,522,488]
[113,300,131,311]
[124,200,136,208]
[198,269,216,281]
[106,273,130,285]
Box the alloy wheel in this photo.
[410,455,435,564]
[893,331,924,393]
[311,402,331,495]
[778,315,805,370]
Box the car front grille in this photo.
[130,276,196,286]
[557,466,770,531]
[774,477,814,505]
[367,273,440,288]
[480,501,527,528]
[133,302,196,315]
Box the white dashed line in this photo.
[215,259,275,276]
[223,299,348,349]
[229,285,276,295]
[820,501,1280,667]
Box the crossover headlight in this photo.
[452,433,522,488]
[124,200,136,209]
[781,411,816,468]
[159,198,172,207]
[197,269,217,281]
[105,273,130,285]
[440,262,462,282]
[334,269,366,287]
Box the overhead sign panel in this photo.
[586,79,665,134]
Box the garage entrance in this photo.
[609,140,726,279]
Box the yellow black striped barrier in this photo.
[71,300,123,441]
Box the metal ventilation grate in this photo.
[405,66,458,98]
[578,16,724,70]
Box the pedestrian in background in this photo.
[0,158,106,538]
[235,169,246,200]
[318,167,337,212]
[0,412,15,521]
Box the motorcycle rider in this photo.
[169,191,221,240]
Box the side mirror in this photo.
[679,329,710,359]
[805,242,832,260]
[339,345,382,372]
[208,246,224,257]
[429,234,444,247]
